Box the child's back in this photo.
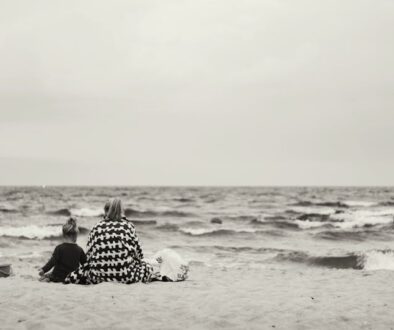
[42,242,86,282]
[40,218,86,282]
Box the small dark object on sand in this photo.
[0,264,12,277]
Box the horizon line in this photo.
[0,184,393,188]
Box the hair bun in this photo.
[67,217,77,228]
[63,217,79,237]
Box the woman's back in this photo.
[87,219,144,282]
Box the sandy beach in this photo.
[1,257,394,330]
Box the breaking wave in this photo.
[292,201,349,208]
[124,208,192,218]
[0,207,18,213]
[180,228,256,237]
[275,251,361,269]
[289,206,337,216]
[250,218,299,230]
[296,213,331,222]
[362,250,394,270]
[343,200,378,207]
[294,200,394,208]
[329,209,394,229]
[47,208,72,216]
[156,223,180,231]
[46,208,103,217]
[170,244,287,254]
[284,207,394,231]
[131,220,157,226]
[0,225,90,240]
[314,229,389,241]
[179,227,284,237]
[173,198,194,202]
[71,208,103,217]
[275,249,394,270]
[378,201,394,207]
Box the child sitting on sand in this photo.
[39,218,87,283]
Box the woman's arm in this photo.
[133,229,144,260]
[85,222,100,259]
[125,221,144,260]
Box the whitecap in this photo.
[330,209,394,229]
[180,227,258,236]
[0,225,61,239]
[71,208,103,217]
[293,220,329,229]
[290,206,336,215]
[363,250,394,270]
[343,200,378,207]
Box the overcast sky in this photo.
[0,0,393,186]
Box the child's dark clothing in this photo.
[42,243,87,282]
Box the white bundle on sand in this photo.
[149,249,189,282]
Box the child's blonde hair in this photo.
[62,217,79,242]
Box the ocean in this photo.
[1,186,394,272]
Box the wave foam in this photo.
[294,220,333,229]
[343,200,377,207]
[293,201,349,208]
[124,207,192,218]
[0,225,61,239]
[289,206,337,215]
[251,219,299,230]
[0,224,90,239]
[275,251,362,269]
[276,249,394,270]
[330,209,394,229]
[180,227,266,237]
[47,207,103,217]
[363,250,394,270]
[71,208,103,217]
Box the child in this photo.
[39,218,87,283]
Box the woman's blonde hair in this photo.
[105,198,124,221]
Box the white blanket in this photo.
[149,249,189,282]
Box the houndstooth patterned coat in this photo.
[64,218,153,284]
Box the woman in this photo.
[64,198,153,284]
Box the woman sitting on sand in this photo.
[64,198,153,284]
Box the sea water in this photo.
[1,186,394,272]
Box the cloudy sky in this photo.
[0,0,393,185]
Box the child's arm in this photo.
[80,248,87,265]
[40,246,59,274]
